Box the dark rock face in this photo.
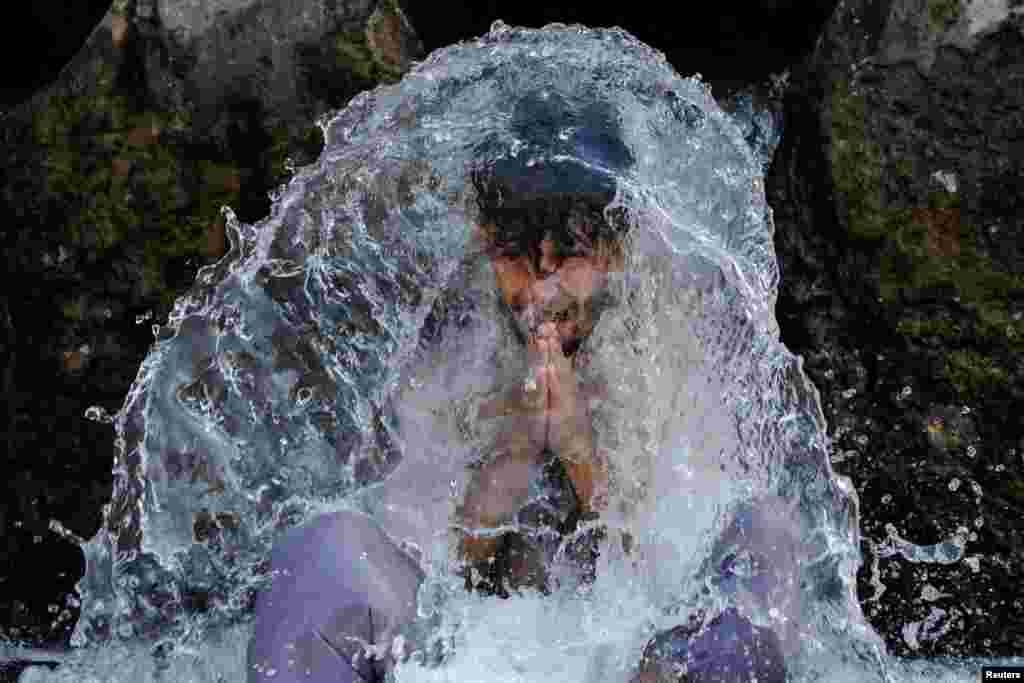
[0,0,423,653]
[768,0,1024,657]
[0,1,113,109]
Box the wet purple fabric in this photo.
[670,608,787,683]
[247,510,424,683]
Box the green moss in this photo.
[928,0,962,32]
[944,427,963,450]
[265,124,324,186]
[894,157,915,180]
[876,186,1024,317]
[944,350,1010,399]
[335,32,380,83]
[33,82,235,311]
[142,157,242,308]
[36,93,148,254]
[303,124,324,150]
[333,28,403,85]
[977,305,1024,351]
[828,77,1022,405]
[895,317,963,340]
[1007,479,1024,504]
[62,298,85,321]
[830,79,887,241]
[266,125,294,184]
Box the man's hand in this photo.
[462,321,608,573]
[529,322,608,515]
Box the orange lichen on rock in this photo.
[125,123,162,148]
[367,9,403,68]
[111,14,129,49]
[206,219,227,258]
[221,169,242,195]
[111,157,132,177]
[914,207,961,258]
[62,350,85,372]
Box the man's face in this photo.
[483,224,619,357]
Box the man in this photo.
[247,157,633,682]
[454,157,630,593]
[247,159,787,683]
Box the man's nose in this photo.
[538,239,559,274]
[530,275,560,305]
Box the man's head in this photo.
[470,160,631,357]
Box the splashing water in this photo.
[10,21,1022,683]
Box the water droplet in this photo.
[84,405,115,424]
[948,478,960,492]
[920,584,947,602]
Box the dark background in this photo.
[3,0,835,110]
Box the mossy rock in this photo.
[895,316,964,342]
[878,196,1024,317]
[61,298,86,322]
[829,75,1023,406]
[32,76,242,312]
[927,0,963,33]
[333,27,404,87]
[1006,479,1024,505]
[944,350,1011,401]
[264,123,325,187]
[829,79,887,242]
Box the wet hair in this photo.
[470,159,631,262]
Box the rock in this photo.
[768,0,1024,657]
[0,0,423,649]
